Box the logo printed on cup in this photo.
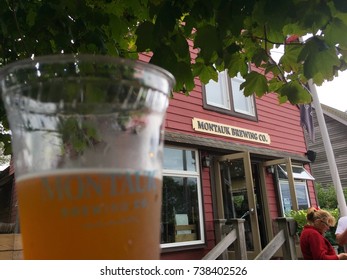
[39,170,157,219]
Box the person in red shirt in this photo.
[300,207,347,260]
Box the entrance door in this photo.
[214,152,265,259]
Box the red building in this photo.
[141,46,317,259]
[0,51,316,260]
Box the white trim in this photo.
[278,164,315,180]
[278,179,311,215]
[161,146,205,248]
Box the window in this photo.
[279,180,310,214]
[204,71,230,110]
[161,147,205,248]
[278,164,315,180]
[276,165,313,215]
[203,71,257,120]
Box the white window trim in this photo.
[205,71,231,110]
[231,73,256,116]
[278,179,311,215]
[160,147,205,249]
[278,164,315,180]
[204,70,257,119]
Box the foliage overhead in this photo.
[1,0,347,154]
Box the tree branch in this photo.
[246,34,303,46]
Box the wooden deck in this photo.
[0,234,23,260]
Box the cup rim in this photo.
[0,53,176,91]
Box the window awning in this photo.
[278,164,315,180]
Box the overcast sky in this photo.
[316,71,347,112]
[271,45,347,113]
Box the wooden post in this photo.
[276,217,297,260]
[229,219,247,260]
[285,158,298,211]
[214,219,228,260]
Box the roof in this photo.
[320,104,347,126]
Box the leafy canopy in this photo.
[1,0,347,154]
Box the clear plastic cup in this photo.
[0,54,175,259]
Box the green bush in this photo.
[315,182,347,209]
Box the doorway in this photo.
[214,152,267,259]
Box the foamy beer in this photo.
[0,55,175,259]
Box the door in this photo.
[213,152,265,259]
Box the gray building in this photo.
[307,104,347,188]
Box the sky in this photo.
[271,45,347,113]
[316,71,347,112]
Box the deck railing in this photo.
[0,218,298,260]
[203,217,298,260]
[255,218,297,260]
[202,218,247,260]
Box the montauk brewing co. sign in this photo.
[192,118,271,145]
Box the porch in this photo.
[203,217,301,260]
[0,217,301,260]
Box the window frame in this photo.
[160,146,205,249]
[278,164,315,180]
[202,70,258,121]
[278,179,311,215]
[276,164,313,215]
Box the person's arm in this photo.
[336,228,347,246]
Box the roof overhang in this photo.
[165,131,310,163]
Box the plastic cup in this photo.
[0,54,175,259]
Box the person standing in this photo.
[335,216,347,252]
[300,207,347,260]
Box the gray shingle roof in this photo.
[320,103,347,126]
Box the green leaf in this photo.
[174,62,195,92]
[170,34,190,60]
[26,8,37,27]
[333,0,347,12]
[264,62,280,76]
[277,81,312,104]
[135,21,155,51]
[198,64,218,85]
[150,45,178,74]
[325,18,347,48]
[298,37,340,85]
[150,46,194,92]
[154,2,181,35]
[280,44,303,73]
[252,48,269,68]
[240,71,268,97]
[216,0,246,36]
[304,48,340,85]
[268,79,286,93]
[194,25,222,62]
[226,53,248,78]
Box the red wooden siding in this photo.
[139,50,307,157]
[139,45,311,259]
[165,91,306,155]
